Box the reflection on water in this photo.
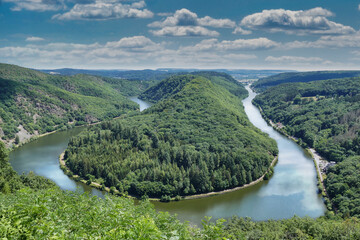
[129,96,153,112]
[9,127,106,198]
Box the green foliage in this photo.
[253,77,360,161]
[253,71,360,92]
[325,156,360,218]
[0,188,194,239]
[140,71,247,103]
[64,74,277,198]
[224,216,360,239]
[0,63,139,143]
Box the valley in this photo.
[1,64,359,238]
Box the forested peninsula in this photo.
[63,73,278,200]
[253,77,360,218]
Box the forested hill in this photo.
[253,77,360,217]
[252,71,360,92]
[64,74,278,199]
[140,71,248,103]
[0,63,148,145]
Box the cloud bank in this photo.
[26,36,45,42]
[240,7,355,35]
[53,0,153,20]
[149,8,235,37]
[4,0,66,11]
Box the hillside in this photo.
[140,71,248,103]
[253,77,360,217]
[252,71,360,92]
[63,74,277,199]
[41,68,289,81]
[0,63,147,145]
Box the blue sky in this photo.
[0,0,360,70]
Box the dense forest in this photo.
[63,74,278,199]
[253,77,360,217]
[0,63,153,144]
[252,71,360,92]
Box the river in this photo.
[9,91,325,225]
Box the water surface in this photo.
[10,126,105,197]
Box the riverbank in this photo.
[59,150,278,202]
[8,109,139,152]
[9,126,76,151]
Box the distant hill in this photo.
[140,71,248,103]
[252,71,360,92]
[40,68,176,81]
[0,63,145,145]
[40,68,290,81]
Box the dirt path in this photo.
[309,148,324,183]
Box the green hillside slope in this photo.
[0,63,143,145]
[63,74,277,199]
[252,71,360,92]
[140,71,247,103]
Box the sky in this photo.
[0,0,360,70]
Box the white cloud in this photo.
[265,56,323,63]
[149,8,235,28]
[150,26,219,37]
[26,36,45,42]
[181,37,279,52]
[4,0,65,11]
[232,27,252,35]
[359,4,360,11]
[104,36,161,51]
[198,16,236,28]
[223,53,257,60]
[0,36,261,69]
[148,8,235,37]
[240,7,355,35]
[352,50,360,56]
[284,31,360,49]
[53,0,153,20]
